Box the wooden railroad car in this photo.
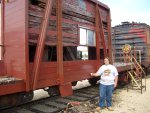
[112,22,150,84]
[0,0,112,109]
[112,22,150,71]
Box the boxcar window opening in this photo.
[88,47,96,60]
[79,27,96,46]
[29,45,36,62]
[29,0,45,9]
[80,28,87,45]
[79,27,96,60]
[77,46,88,60]
[43,46,57,62]
[29,45,57,62]
[30,0,40,6]
[47,46,57,61]
[87,29,96,46]
[63,46,77,61]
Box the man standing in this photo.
[91,57,118,111]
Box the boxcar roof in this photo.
[0,0,110,10]
[90,0,110,10]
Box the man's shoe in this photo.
[107,107,114,111]
[96,107,102,111]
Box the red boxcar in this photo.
[112,22,150,85]
[0,0,112,109]
[112,22,150,71]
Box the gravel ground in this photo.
[98,76,150,113]
[33,77,150,113]
[64,76,150,113]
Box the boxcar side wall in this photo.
[112,22,150,68]
[1,0,111,96]
[4,1,28,81]
[28,0,111,89]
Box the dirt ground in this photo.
[100,76,150,113]
[34,76,150,113]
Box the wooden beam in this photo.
[31,0,53,90]
[57,0,64,83]
[1,0,5,60]
[57,0,73,97]
[95,4,101,67]
[107,10,113,63]
[25,0,30,91]
[98,6,107,57]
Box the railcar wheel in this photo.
[72,81,77,86]
[88,77,99,86]
[18,91,34,103]
[46,86,60,96]
[0,94,18,110]
[0,91,34,110]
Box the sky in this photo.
[99,0,150,27]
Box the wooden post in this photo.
[1,0,5,60]
[57,0,73,97]
[107,10,113,63]
[95,4,100,68]
[98,6,107,57]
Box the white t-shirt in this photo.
[96,64,118,85]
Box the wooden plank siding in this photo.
[4,0,28,81]
[28,0,109,46]
[1,0,111,92]
[28,0,110,89]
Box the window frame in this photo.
[79,26,96,47]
